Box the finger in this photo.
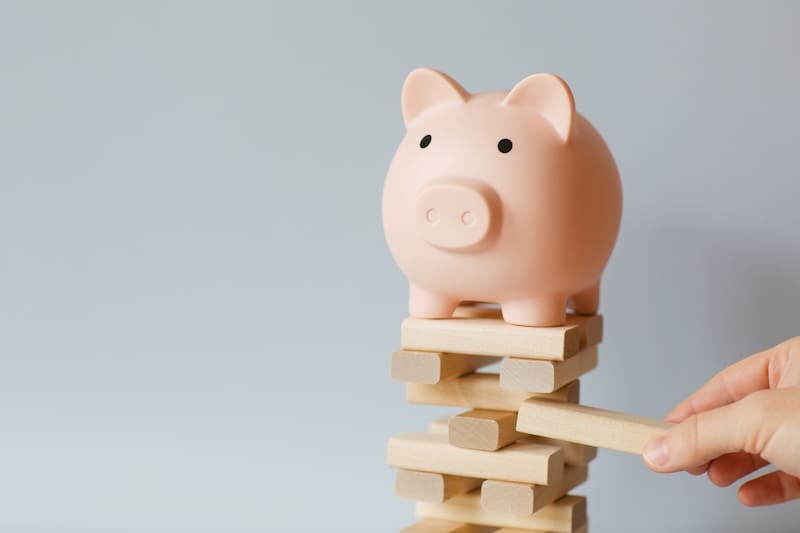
[666,340,794,422]
[707,453,768,487]
[738,471,800,506]
[687,462,710,476]
[644,397,765,473]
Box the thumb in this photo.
[643,392,772,473]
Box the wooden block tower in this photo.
[388,304,670,532]
[381,67,666,532]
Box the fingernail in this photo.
[643,437,669,467]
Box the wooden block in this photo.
[516,398,673,454]
[388,432,564,485]
[396,469,482,503]
[500,347,598,393]
[481,466,588,515]
[563,314,603,350]
[402,316,585,361]
[417,492,586,533]
[452,305,603,350]
[429,416,451,436]
[400,519,494,533]
[431,416,596,467]
[392,350,499,384]
[450,303,504,319]
[408,373,580,411]
[527,436,597,467]
[448,410,522,451]
[494,525,588,533]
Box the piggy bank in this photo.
[382,68,622,327]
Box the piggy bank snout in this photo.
[415,180,498,250]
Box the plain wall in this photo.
[1,1,799,531]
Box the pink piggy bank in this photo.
[382,68,622,327]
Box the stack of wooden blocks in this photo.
[388,304,667,533]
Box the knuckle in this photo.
[739,391,776,454]
[769,338,800,387]
[678,413,702,463]
[784,473,800,501]
[781,337,800,364]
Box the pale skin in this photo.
[643,337,800,506]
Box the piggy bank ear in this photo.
[502,74,575,142]
[402,68,469,126]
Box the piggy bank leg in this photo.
[501,296,566,327]
[570,282,600,315]
[408,284,459,319]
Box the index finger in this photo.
[666,339,795,422]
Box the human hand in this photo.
[643,337,800,506]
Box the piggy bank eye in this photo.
[497,138,513,153]
[419,134,432,149]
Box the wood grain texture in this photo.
[407,373,580,411]
[429,416,451,436]
[500,347,598,393]
[481,466,588,515]
[516,398,673,454]
[388,432,564,485]
[428,416,597,466]
[448,410,522,451]
[562,314,603,350]
[494,524,588,533]
[527,436,597,467]
[401,316,585,361]
[396,469,482,503]
[429,417,596,467]
[416,492,586,533]
[400,518,494,533]
[452,305,603,351]
[392,350,499,384]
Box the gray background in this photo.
[1,1,798,531]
